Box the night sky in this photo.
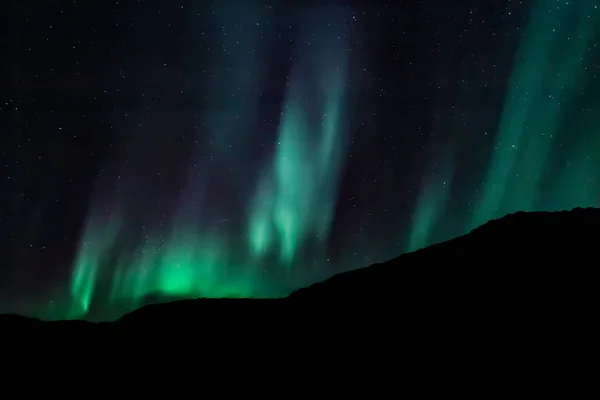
[2,0,599,321]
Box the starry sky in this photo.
[2,0,599,321]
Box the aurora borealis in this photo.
[3,0,600,321]
[70,6,354,318]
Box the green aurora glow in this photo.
[411,0,599,250]
[36,0,599,321]
[57,8,354,320]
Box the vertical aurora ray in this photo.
[405,0,599,257]
[406,62,460,254]
[248,9,351,267]
[471,0,598,228]
[506,4,596,213]
[407,153,455,253]
[70,205,122,316]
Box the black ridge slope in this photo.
[1,207,597,338]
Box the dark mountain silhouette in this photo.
[1,207,597,343]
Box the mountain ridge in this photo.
[1,207,597,336]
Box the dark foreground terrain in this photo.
[1,208,597,341]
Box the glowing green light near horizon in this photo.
[65,8,352,320]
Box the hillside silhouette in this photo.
[1,207,597,340]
